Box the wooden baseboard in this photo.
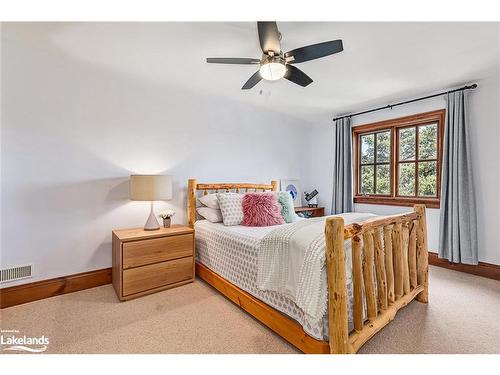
[0,268,112,309]
[428,252,500,281]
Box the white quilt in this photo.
[257,213,376,321]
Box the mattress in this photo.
[195,219,359,341]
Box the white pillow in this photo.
[196,207,223,223]
[216,193,243,226]
[198,193,219,209]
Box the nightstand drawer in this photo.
[122,256,193,296]
[123,233,193,269]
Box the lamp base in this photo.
[144,201,160,231]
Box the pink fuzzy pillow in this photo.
[242,192,285,227]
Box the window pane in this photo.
[419,123,437,159]
[376,131,391,162]
[418,161,437,197]
[399,127,416,161]
[375,164,390,195]
[360,134,375,163]
[360,165,374,194]
[398,162,416,196]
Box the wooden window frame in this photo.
[352,109,445,209]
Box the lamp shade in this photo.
[130,175,172,201]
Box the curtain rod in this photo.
[332,83,478,122]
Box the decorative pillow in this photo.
[275,191,298,223]
[216,193,243,226]
[242,192,285,227]
[196,207,223,223]
[198,193,219,209]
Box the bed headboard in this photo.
[187,179,278,227]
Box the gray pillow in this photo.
[198,193,219,209]
[196,207,223,223]
[216,193,243,226]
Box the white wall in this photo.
[0,34,310,286]
[303,73,500,265]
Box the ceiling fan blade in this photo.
[285,40,343,63]
[257,22,281,54]
[241,71,262,90]
[284,65,313,87]
[206,58,260,64]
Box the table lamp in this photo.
[130,175,172,231]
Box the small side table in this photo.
[112,225,194,301]
[294,206,325,218]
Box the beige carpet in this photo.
[1,266,499,354]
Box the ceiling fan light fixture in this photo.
[259,62,286,81]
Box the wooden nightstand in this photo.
[295,206,325,218]
[112,225,195,301]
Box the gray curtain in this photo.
[332,117,353,214]
[439,90,478,265]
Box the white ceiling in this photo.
[3,22,500,122]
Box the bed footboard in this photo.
[325,205,429,354]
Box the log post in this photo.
[408,220,418,290]
[373,228,388,311]
[187,179,197,228]
[392,223,404,300]
[325,217,348,354]
[383,225,395,305]
[414,204,429,303]
[401,222,411,295]
[362,231,377,322]
[351,235,364,332]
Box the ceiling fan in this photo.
[206,22,344,90]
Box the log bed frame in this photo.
[187,179,429,354]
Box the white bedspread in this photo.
[257,213,376,321]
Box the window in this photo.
[353,110,444,208]
[359,131,391,195]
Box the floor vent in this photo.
[0,264,33,283]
